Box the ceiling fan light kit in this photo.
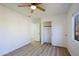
[31,5,36,10]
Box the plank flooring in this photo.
[4,41,70,56]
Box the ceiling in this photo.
[0,3,72,18]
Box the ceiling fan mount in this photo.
[31,3,40,5]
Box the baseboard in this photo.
[2,40,31,56]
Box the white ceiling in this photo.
[0,3,72,18]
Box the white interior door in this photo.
[31,23,40,41]
[34,24,40,41]
[43,27,51,43]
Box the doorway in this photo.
[43,21,52,44]
[31,23,41,42]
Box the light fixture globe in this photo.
[31,5,36,10]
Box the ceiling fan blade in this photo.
[18,4,30,7]
[37,5,45,11]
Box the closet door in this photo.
[43,27,51,43]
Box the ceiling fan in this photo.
[18,3,45,14]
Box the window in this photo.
[75,14,79,41]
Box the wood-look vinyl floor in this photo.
[4,41,70,56]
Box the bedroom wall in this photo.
[51,14,67,47]
[67,4,79,56]
[41,14,67,47]
[0,5,32,55]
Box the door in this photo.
[34,24,40,41]
[43,26,51,43]
[32,23,40,41]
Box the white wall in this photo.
[67,4,79,56]
[51,15,67,47]
[41,14,67,47]
[0,5,32,55]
